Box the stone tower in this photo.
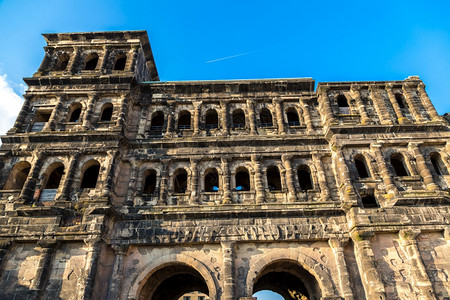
[0,31,449,300]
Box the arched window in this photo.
[297,166,312,191]
[267,166,282,191]
[286,108,300,126]
[178,110,191,129]
[390,153,409,176]
[68,104,82,122]
[232,109,245,128]
[113,53,127,71]
[143,169,157,195]
[80,162,100,188]
[173,169,188,193]
[395,93,406,109]
[54,53,70,71]
[44,165,64,189]
[2,161,31,190]
[84,53,99,70]
[204,168,219,192]
[205,109,219,129]
[354,155,370,179]
[430,153,448,176]
[100,103,113,121]
[150,111,164,131]
[235,168,250,191]
[260,108,273,127]
[337,95,350,114]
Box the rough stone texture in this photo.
[0,31,449,300]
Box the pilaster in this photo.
[281,155,297,202]
[221,157,232,204]
[312,154,331,201]
[221,242,236,300]
[251,155,265,203]
[350,85,370,125]
[273,98,285,134]
[328,238,354,300]
[369,86,393,125]
[107,244,129,300]
[408,143,439,191]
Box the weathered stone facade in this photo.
[0,31,449,300]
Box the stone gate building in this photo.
[0,31,449,300]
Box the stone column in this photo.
[164,104,174,137]
[103,151,120,198]
[222,242,236,300]
[158,159,170,205]
[9,95,32,133]
[67,46,81,74]
[107,244,129,300]
[100,45,111,72]
[129,46,139,73]
[126,159,138,205]
[220,101,229,135]
[29,242,57,294]
[79,239,101,300]
[137,104,149,138]
[282,155,297,202]
[408,143,439,191]
[312,154,331,201]
[317,90,337,127]
[350,230,386,299]
[59,152,82,201]
[45,95,65,131]
[193,101,202,135]
[403,83,426,122]
[300,99,313,132]
[246,100,258,135]
[221,158,232,204]
[190,159,199,204]
[350,85,370,125]
[417,83,440,121]
[371,144,398,202]
[385,84,406,123]
[273,99,285,134]
[369,86,392,125]
[82,93,99,130]
[332,147,356,207]
[116,95,129,130]
[398,229,435,300]
[251,155,265,203]
[328,238,354,300]
[20,152,47,203]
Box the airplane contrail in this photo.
[206,51,256,63]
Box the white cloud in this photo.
[0,74,23,136]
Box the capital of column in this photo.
[111,244,129,256]
[351,230,374,243]
[399,229,421,243]
[328,237,349,250]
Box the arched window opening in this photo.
[204,168,219,192]
[178,110,191,129]
[395,93,406,109]
[84,53,99,70]
[69,106,82,122]
[232,109,245,128]
[45,166,64,189]
[205,109,219,129]
[430,153,448,176]
[143,169,157,195]
[150,111,164,131]
[30,111,51,132]
[260,108,273,127]
[173,169,188,193]
[80,163,100,188]
[3,162,31,190]
[113,53,127,70]
[235,168,250,191]
[361,194,379,208]
[390,154,409,177]
[355,155,370,179]
[286,108,300,126]
[54,53,70,71]
[267,166,282,191]
[297,166,313,191]
[100,104,113,121]
[337,95,350,114]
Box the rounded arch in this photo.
[235,166,251,191]
[390,152,409,176]
[259,107,273,127]
[232,109,246,128]
[84,52,99,70]
[204,167,219,192]
[2,161,31,190]
[142,169,157,195]
[80,159,101,189]
[100,103,113,121]
[178,110,191,129]
[41,161,65,189]
[297,165,313,191]
[285,107,300,126]
[113,53,127,70]
[430,152,448,176]
[354,154,370,179]
[205,108,219,129]
[54,53,70,71]
[150,111,164,130]
[68,102,83,122]
[173,168,188,193]
[127,253,218,300]
[266,165,282,191]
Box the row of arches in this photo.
[53,52,127,72]
[67,102,113,123]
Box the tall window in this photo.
[260,108,273,127]
[150,111,164,131]
[204,168,219,192]
[266,166,282,191]
[178,111,191,129]
[205,109,219,129]
[143,169,157,194]
[232,109,245,128]
[297,166,312,190]
[113,53,127,70]
[44,165,64,189]
[84,53,99,70]
[173,169,188,193]
[100,103,113,121]
[337,95,350,114]
[235,168,250,191]
[354,155,370,179]
[54,53,70,71]
[390,153,409,176]
[430,153,448,176]
[286,108,300,126]
[69,104,82,122]
[395,93,406,109]
[2,161,31,190]
[81,162,100,188]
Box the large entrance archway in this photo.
[252,260,322,300]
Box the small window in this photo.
[355,155,370,179]
[69,107,82,122]
[260,108,273,127]
[100,104,113,121]
[173,169,188,193]
[113,53,127,70]
[361,194,379,208]
[30,111,51,132]
[267,166,282,191]
[205,109,219,129]
[395,93,406,109]
[178,110,191,129]
[84,53,99,70]
[205,168,219,192]
[297,166,312,190]
[81,163,100,188]
[2,162,31,190]
[235,168,250,191]
[150,111,164,131]
[390,153,409,177]
[430,153,448,176]
[232,109,245,128]
[54,53,70,71]
[286,108,300,126]
[143,169,157,194]
[45,165,64,189]
[337,95,350,114]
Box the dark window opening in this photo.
[174,169,188,193]
[297,167,312,190]
[235,169,250,191]
[391,154,409,176]
[54,53,70,71]
[286,108,300,126]
[395,93,406,109]
[150,111,164,131]
[430,153,448,175]
[45,166,64,189]
[260,108,273,127]
[84,53,99,70]
[100,105,113,121]
[205,168,219,192]
[80,164,100,188]
[232,109,245,128]
[361,194,379,208]
[69,107,82,122]
[205,109,219,129]
[31,111,51,132]
[267,166,282,191]
[113,54,127,70]
[337,95,349,107]
[355,156,370,178]
[143,170,157,194]
[178,111,191,129]
[3,162,31,190]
